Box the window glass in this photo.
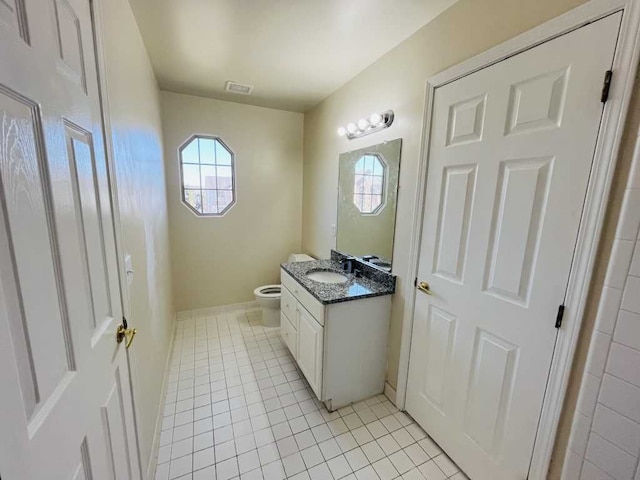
[353,154,385,214]
[179,136,235,215]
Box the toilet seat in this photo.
[254,253,312,327]
[254,285,281,298]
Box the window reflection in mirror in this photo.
[354,154,385,214]
[336,139,402,271]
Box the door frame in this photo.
[395,0,640,478]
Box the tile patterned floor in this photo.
[154,305,467,480]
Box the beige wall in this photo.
[302,0,610,475]
[100,0,175,475]
[161,92,304,311]
[302,0,587,394]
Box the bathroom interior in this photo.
[2,0,640,480]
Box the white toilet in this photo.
[254,253,314,327]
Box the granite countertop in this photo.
[280,259,395,305]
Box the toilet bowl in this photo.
[253,285,282,327]
[254,253,314,327]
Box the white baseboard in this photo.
[176,301,260,320]
[384,381,397,406]
[145,317,177,480]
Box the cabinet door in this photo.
[296,304,324,399]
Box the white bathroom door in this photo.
[405,13,621,480]
[0,0,140,479]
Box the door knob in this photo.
[417,281,432,295]
[116,317,137,348]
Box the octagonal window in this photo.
[179,135,235,216]
[354,154,385,214]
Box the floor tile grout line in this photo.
[157,308,462,480]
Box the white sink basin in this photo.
[306,270,349,284]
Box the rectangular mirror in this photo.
[336,139,402,270]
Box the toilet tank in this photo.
[288,253,314,263]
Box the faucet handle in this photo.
[340,258,353,273]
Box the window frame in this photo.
[178,134,237,217]
[353,153,387,215]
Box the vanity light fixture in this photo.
[337,110,394,139]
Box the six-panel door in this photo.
[406,13,621,480]
[0,0,140,478]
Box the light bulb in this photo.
[337,126,347,137]
[347,123,358,134]
[370,112,383,126]
[357,119,370,131]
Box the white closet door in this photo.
[406,13,621,480]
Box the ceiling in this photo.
[128,0,458,112]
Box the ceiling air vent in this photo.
[225,81,254,95]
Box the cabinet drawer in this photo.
[280,311,297,358]
[281,269,325,325]
[281,286,296,323]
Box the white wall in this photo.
[160,92,304,311]
[99,0,174,476]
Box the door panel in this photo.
[406,13,621,480]
[433,164,477,283]
[463,329,518,455]
[65,122,113,328]
[0,0,140,478]
[72,439,94,480]
[53,0,87,91]
[102,369,133,480]
[483,156,553,305]
[420,304,457,409]
[0,0,28,43]
[0,85,73,417]
[446,94,486,146]
[505,68,567,135]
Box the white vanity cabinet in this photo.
[280,269,392,410]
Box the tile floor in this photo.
[154,305,466,480]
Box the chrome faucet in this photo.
[340,257,354,274]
